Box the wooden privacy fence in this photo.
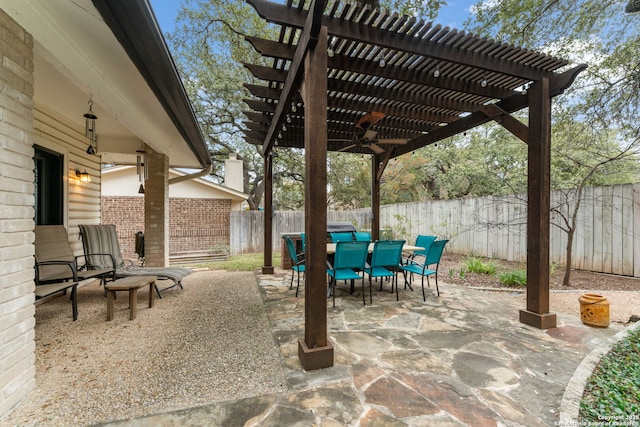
[230,183,640,277]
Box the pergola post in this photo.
[371,156,380,241]
[520,78,556,329]
[262,152,274,274]
[298,25,333,370]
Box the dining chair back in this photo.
[284,236,305,297]
[330,232,354,243]
[400,239,448,300]
[354,231,372,241]
[327,240,370,307]
[413,235,437,257]
[366,240,405,301]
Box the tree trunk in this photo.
[562,227,574,286]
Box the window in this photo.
[34,145,63,225]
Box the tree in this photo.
[168,0,306,209]
[469,0,640,284]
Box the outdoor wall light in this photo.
[433,66,440,78]
[481,77,488,88]
[76,170,91,183]
[84,96,97,155]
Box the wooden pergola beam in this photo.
[246,0,325,155]
[247,36,513,99]
[246,0,564,81]
[479,104,529,144]
[395,65,587,157]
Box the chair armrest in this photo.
[35,260,79,283]
[76,253,116,270]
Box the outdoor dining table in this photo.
[325,242,425,295]
[326,242,425,254]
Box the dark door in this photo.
[34,145,63,225]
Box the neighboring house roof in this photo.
[102,166,248,201]
[0,0,211,169]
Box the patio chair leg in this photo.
[362,278,366,305]
[295,271,301,298]
[394,274,399,301]
[422,276,427,301]
[289,271,294,290]
[332,277,336,308]
[434,273,440,296]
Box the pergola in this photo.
[243,0,585,370]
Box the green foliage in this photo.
[194,253,281,271]
[327,153,371,209]
[579,327,640,420]
[464,256,498,275]
[498,269,527,287]
[387,214,418,242]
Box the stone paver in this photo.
[99,270,626,426]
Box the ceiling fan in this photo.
[331,112,408,154]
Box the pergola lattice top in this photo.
[243,0,584,158]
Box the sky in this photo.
[148,0,478,35]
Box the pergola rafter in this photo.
[243,0,585,371]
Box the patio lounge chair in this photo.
[35,225,117,319]
[78,224,192,298]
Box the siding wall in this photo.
[0,9,35,417]
[231,184,640,278]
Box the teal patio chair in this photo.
[330,232,354,242]
[402,235,436,284]
[400,239,448,300]
[283,236,305,297]
[354,231,372,241]
[364,240,405,301]
[327,241,370,307]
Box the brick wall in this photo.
[0,9,36,417]
[102,196,231,260]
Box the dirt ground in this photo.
[438,253,640,325]
[439,253,640,291]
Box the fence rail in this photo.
[230,183,640,277]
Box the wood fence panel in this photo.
[591,186,604,272]
[635,184,640,279]
[612,185,625,275]
[601,186,614,273]
[230,184,637,277]
[573,189,585,270]
[621,184,634,276]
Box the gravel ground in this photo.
[2,270,287,427]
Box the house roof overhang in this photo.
[242,0,586,158]
[0,0,211,169]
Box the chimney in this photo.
[224,153,244,192]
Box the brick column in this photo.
[144,146,169,267]
[0,10,36,417]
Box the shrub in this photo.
[464,256,498,275]
[499,269,527,287]
[579,327,640,420]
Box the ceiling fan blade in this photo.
[369,143,385,154]
[328,139,353,142]
[338,144,357,152]
[355,111,385,128]
[363,129,378,140]
[377,138,408,145]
